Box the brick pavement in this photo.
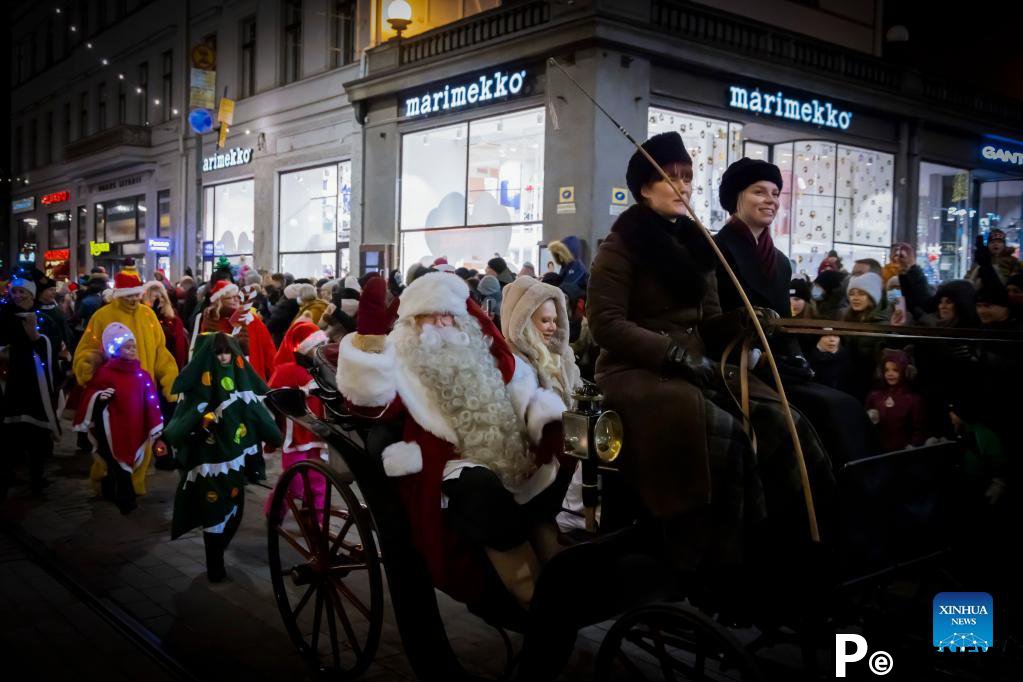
[1,425,622,681]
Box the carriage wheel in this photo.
[268,459,384,679]
[595,604,765,682]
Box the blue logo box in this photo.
[933,592,993,652]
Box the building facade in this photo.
[10,0,1023,284]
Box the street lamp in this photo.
[386,0,412,39]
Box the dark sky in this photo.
[883,0,1023,102]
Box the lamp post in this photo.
[385,0,412,39]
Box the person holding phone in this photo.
[1,278,63,497]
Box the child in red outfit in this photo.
[864,348,926,452]
[73,322,164,513]
[264,321,330,518]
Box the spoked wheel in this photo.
[595,604,765,682]
[268,459,383,679]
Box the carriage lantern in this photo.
[563,382,623,465]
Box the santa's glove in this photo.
[535,421,564,466]
[352,276,393,353]
[664,342,716,388]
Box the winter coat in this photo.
[840,305,890,402]
[73,299,179,402]
[73,286,106,334]
[587,204,752,518]
[153,307,189,369]
[865,384,926,452]
[73,357,164,472]
[297,298,328,325]
[549,236,589,292]
[0,303,63,433]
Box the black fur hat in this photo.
[719,158,784,214]
[626,132,693,202]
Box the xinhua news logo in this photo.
[835,634,893,677]
[933,592,993,653]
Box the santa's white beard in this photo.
[393,316,530,486]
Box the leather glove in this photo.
[664,341,716,388]
[777,353,815,384]
[739,307,781,337]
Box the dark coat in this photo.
[587,204,748,518]
[267,297,300,347]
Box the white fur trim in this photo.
[381,441,423,477]
[336,333,397,407]
[525,388,568,445]
[340,298,359,318]
[507,356,538,424]
[296,330,328,356]
[209,282,240,303]
[112,286,144,298]
[397,272,469,320]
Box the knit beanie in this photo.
[846,272,883,306]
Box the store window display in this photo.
[278,161,352,278]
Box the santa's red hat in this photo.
[112,265,144,298]
[274,320,328,367]
[209,279,240,303]
[356,276,395,336]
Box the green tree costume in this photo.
[164,334,282,544]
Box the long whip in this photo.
[548,57,820,542]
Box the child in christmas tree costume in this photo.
[72,323,164,513]
[264,320,330,519]
[163,332,282,582]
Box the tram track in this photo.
[1,522,201,682]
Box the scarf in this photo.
[724,218,776,279]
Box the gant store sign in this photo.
[728,84,853,131]
[400,66,532,120]
[979,135,1023,169]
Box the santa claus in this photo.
[336,272,569,607]
[197,279,277,381]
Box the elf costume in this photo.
[72,323,163,514]
[72,261,178,495]
[163,333,282,581]
[264,321,329,519]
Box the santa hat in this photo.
[432,256,457,274]
[356,277,395,336]
[273,320,329,367]
[112,267,144,297]
[102,322,136,356]
[209,279,240,303]
[397,272,470,320]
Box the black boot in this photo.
[203,532,228,583]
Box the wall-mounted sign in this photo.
[148,237,173,254]
[12,197,35,213]
[96,175,143,193]
[400,65,532,120]
[202,240,215,259]
[90,241,111,256]
[203,147,253,172]
[44,249,70,261]
[979,135,1023,168]
[728,85,853,131]
[41,190,70,205]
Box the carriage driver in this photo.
[587,132,834,581]
[336,273,573,609]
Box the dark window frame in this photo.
[138,61,149,125]
[282,0,303,85]
[118,81,127,124]
[44,111,54,165]
[63,101,71,147]
[27,119,37,169]
[240,15,257,98]
[330,0,355,68]
[161,50,173,121]
[79,91,89,138]
[157,189,171,238]
[97,82,107,131]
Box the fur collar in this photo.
[611,204,716,304]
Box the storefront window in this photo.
[648,108,743,229]
[157,189,171,238]
[48,211,71,249]
[278,161,351,278]
[17,217,39,266]
[96,195,146,243]
[917,162,971,283]
[774,141,893,277]
[400,107,545,271]
[744,141,769,160]
[978,179,1022,243]
[203,179,254,259]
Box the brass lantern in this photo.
[563,382,623,466]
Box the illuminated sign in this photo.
[980,135,1023,168]
[400,67,531,120]
[90,241,111,256]
[202,147,252,172]
[202,241,215,258]
[41,190,70,205]
[13,197,35,213]
[45,249,70,261]
[728,85,853,130]
[148,237,172,254]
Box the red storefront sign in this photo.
[41,190,70,205]
[44,249,70,261]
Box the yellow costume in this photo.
[297,298,328,325]
[73,298,179,495]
